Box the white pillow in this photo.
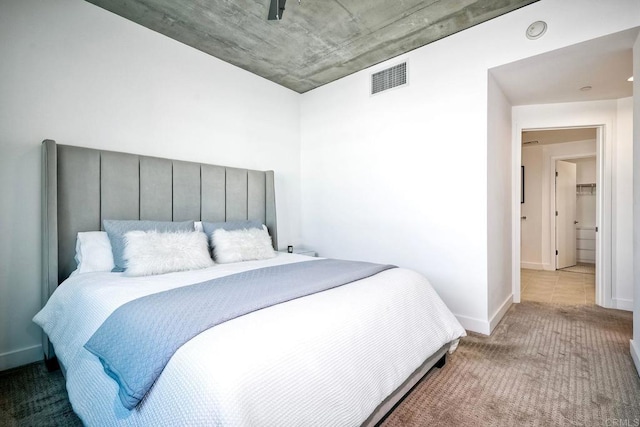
[74,231,115,274]
[212,227,276,264]
[123,231,214,277]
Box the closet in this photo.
[571,158,597,267]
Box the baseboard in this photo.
[631,340,640,377]
[613,298,633,311]
[0,344,43,372]
[455,313,490,335]
[520,262,544,270]
[489,294,513,334]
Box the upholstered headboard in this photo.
[41,140,278,354]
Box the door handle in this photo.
[574,221,579,224]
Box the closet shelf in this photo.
[576,183,596,195]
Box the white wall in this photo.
[521,140,597,270]
[513,99,633,310]
[615,98,634,310]
[487,74,513,331]
[631,31,640,376]
[0,0,301,370]
[572,157,597,186]
[301,0,640,334]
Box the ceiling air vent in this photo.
[371,62,407,95]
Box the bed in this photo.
[34,140,466,426]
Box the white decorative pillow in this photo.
[123,231,214,277]
[212,227,276,264]
[74,231,115,274]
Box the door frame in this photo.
[551,155,593,271]
[512,124,610,308]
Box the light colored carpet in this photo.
[382,302,639,426]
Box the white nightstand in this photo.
[280,247,317,257]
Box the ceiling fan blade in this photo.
[268,0,286,20]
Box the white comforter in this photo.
[34,254,466,426]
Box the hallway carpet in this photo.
[382,302,639,426]
[1,302,638,426]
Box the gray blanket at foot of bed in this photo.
[84,258,396,409]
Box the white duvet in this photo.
[34,254,466,426]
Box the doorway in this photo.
[557,157,597,275]
[519,127,600,305]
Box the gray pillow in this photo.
[103,220,195,272]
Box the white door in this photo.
[556,160,577,269]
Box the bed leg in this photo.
[435,354,446,369]
[45,356,60,372]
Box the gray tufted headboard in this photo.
[41,140,277,360]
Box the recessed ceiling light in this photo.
[526,21,547,40]
[629,76,634,82]
[580,86,592,92]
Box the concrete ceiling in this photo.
[85,0,538,93]
[492,27,639,106]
